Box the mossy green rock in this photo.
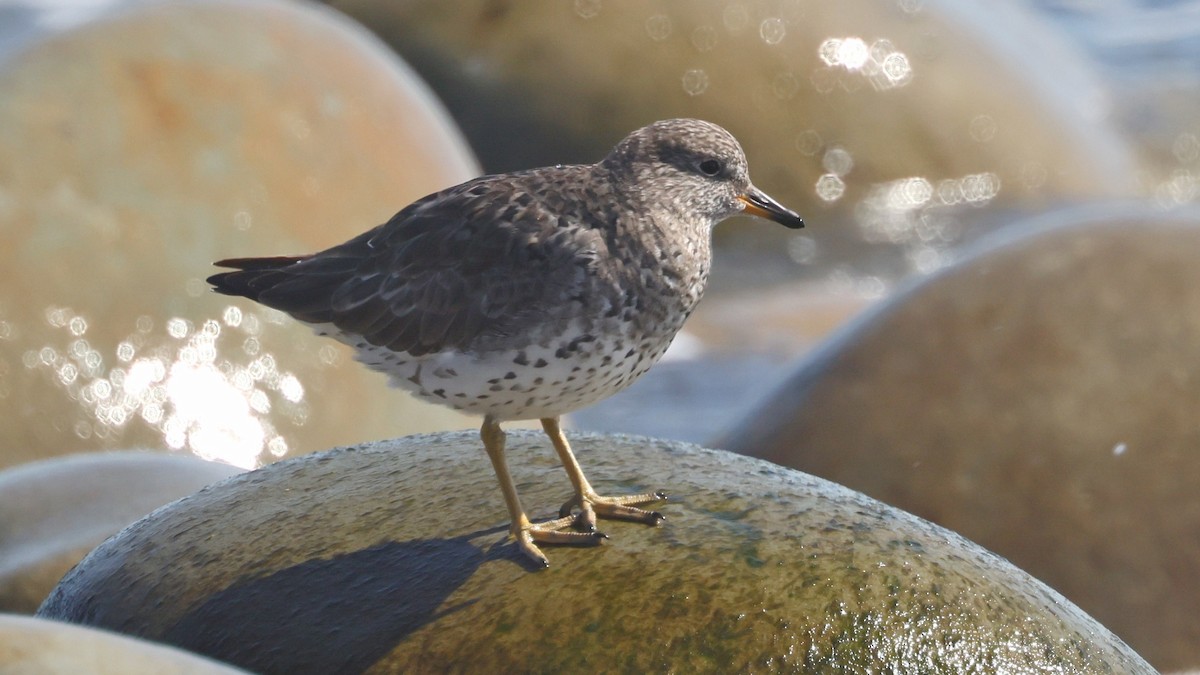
[38,432,1151,673]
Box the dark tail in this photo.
[207,256,307,301]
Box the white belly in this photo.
[311,321,674,421]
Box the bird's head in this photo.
[602,118,804,230]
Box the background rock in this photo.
[0,613,248,674]
[39,432,1152,673]
[0,0,481,470]
[719,206,1200,671]
[0,451,243,614]
[323,0,1141,279]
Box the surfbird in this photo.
[208,118,803,567]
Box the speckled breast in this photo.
[340,316,682,421]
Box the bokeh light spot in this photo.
[645,14,672,41]
[167,317,190,339]
[822,147,854,176]
[816,173,846,202]
[760,18,786,45]
[795,130,823,156]
[573,0,601,20]
[969,115,998,143]
[682,68,709,96]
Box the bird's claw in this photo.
[558,489,668,528]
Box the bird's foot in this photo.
[559,490,667,532]
[515,515,607,568]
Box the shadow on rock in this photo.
[164,537,488,675]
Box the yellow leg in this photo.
[481,417,601,567]
[541,417,666,532]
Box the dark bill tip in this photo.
[738,188,804,229]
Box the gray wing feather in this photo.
[255,170,608,357]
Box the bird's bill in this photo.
[738,188,804,229]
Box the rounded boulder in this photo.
[39,432,1151,673]
[720,206,1200,671]
[326,0,1139,274]
[0,0,479,470]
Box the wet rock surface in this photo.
[40,432,1151,673]
[721,207,1200,671]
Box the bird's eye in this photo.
[697,159,723,177]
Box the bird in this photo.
[208,118,803,567]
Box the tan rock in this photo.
[720,208,1200,671]
[39,432,1152,672]
[0,614,248,674]
[328,0,1140,266]
[0,451,243,614]
[0,0,480,470]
